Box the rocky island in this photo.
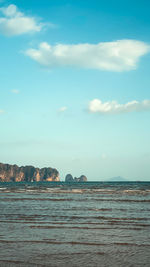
[0,162,60,182]
[65,174,87,182]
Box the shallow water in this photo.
[0,182,150,266]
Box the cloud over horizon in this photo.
[26,40,150,71]
[88,99,150,114]
[0,4,42,36]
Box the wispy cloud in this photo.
[88,99,150,114]
[25,40,150,71]
[58,106,67,113]
[0,109,4,114]
[0,4,43,36]
[11,89,20,94]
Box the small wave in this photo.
[1,186,150,196]
[0,197,75,202]
[93,198,150,202]
[88,208,113,211]
[30,225,110,230]
[0,239,150,247]
[0,187,7,190]
[2,196,150,203]
[0,260,43,266]
[0,260,25,264]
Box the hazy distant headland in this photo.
[107,176,127,182]
[0,162,60,182]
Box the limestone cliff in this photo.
[65,174,74,182]
[0,163,60,182]
[65,174,87,182]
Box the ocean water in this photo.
[0,181,150,267]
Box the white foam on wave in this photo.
[122,190,150,194]
[71,189,84,193]
[46,188,61,192]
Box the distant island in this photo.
[0,162,60,182]
[65,174,87,182]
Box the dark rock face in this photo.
[65,174,74,182]
[65,174,87,182]
[79,175,87,182]
[0,163,60,182]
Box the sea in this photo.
[0,181,150,267]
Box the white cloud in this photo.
[0,109,4,114]
[11,89,19,94]
[58,106,67,112]
[88,99,150,114]
[0,4,42,36]
[25,40,150,71]
[101,153,107,160]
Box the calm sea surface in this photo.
[0,181,150,267]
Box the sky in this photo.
[0,0,150,180]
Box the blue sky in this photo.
[0,0,150,180]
